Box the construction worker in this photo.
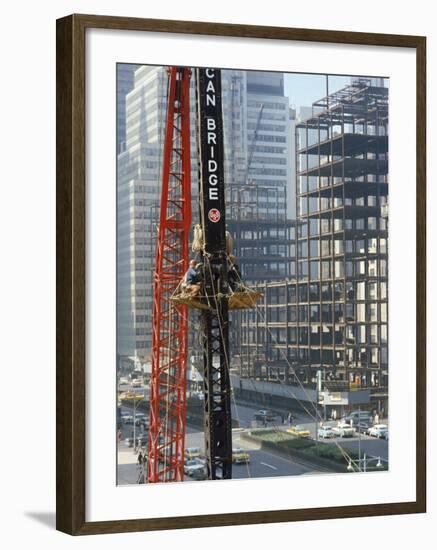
[182,259,201,297]
[228,255,242,292]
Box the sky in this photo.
[284,73,353,113]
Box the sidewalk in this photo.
[117,443,143,465]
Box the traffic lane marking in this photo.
[260,462,278,471]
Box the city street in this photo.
[117,400,388,484]
[117,426,322,485]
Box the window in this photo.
[321,261,331,278]
[321,283,332,301]
[369,325,378,344]
[310,305,319,322]
[369,303,378,322]
[299,306,308,322]
[309,283,319,301]
[367,282,376,299]
[368,217,377,230]
[334,260,344,278]
[321,304,332,322]
[334,240,343,254]
[288,306,297,322]
[310,261,319,279]
[370,348,379,365]
[287,285,296,303]
[357,303,366,322]
[368,260,377,277]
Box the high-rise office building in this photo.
[117,64,141,153]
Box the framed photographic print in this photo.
[56,14,426,535]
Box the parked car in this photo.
[190,466,208,480]
[355,421,372,435]
[123,414,134,424]
[368,424,388,438]
[184,458,206,476]
[317,425,335,439]
[254,409,276,422]
[184,447,202,460]
[342,411,373,426]
[124,434,147,448]
[232,448,250,464]
[138,417,149,428]
[332,423,356,438]
[286,424,311,438]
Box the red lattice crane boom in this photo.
[147,67,192,483]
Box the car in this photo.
[332,423,356,438]
[368,424,388,438]
[124,434,147,448]
[342,411,373,426]
[355,421,372,435]
[184,447,202,460]
[232,448,250,464]
[254,409,276,422]
[184,458,206,476]
[317,425,335,439]
[286,424,311,438]
[190,467,208,481]
[123,414,134,424]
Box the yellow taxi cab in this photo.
[232,448,250,464]
[286,424,311,438]
[184,447,202,460]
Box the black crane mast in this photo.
[196,68,232,480]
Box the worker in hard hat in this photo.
[228,254,242,292]
[182,259,202,297]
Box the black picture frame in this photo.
[56,13,426,535]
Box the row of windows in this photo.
[253,145,286,154]
[301,195,382,213]
[297,174,388,192]
[239,227,295,240]
[244,324,387,346]
[251,156,287,166]
[298,217,388,237]
[256,280,387,304]
[298,237,387,257]
[260,301,387,324]
[297,258,388,278]
[245,341,387,368]
[256,134,286,143]
[248,122,286,133]
[247,100,286,110]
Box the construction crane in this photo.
[245,103,264,184]
[147,67,192,483]
[149,66,261,483]
[195,68,233,479]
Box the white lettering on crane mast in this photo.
[204,70,220,203]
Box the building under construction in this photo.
[236,79,389,416]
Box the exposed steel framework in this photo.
[147,67,192,483]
